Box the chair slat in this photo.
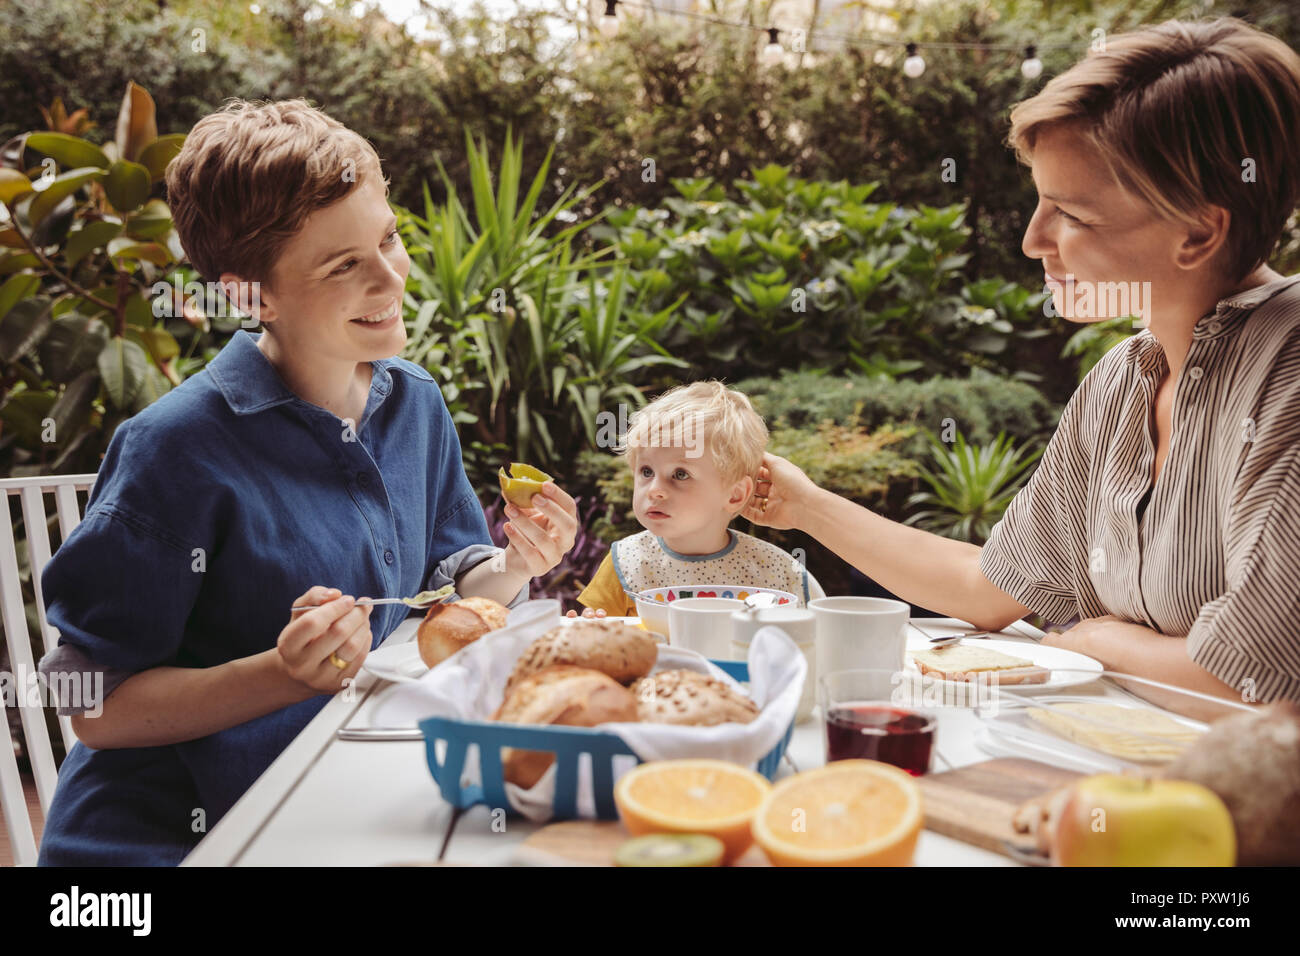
[0,717,39,866]
[0,501,60,816]
[19,486,56,657]
[53,484,83,542]
[1,474,96,861]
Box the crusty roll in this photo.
[417,596,509,668]
[503,619,658,697]
[492,665,639,789]
[630,669,759,727]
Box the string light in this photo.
[903,42,926,78]
[761,27,783,67]
[1021,44,1043,79]
[595,0,1083,80]
[598,0,619,39]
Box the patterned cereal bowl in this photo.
[634,585,798,640]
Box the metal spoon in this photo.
[292,585,456,612]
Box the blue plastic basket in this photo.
[417,659,795,819]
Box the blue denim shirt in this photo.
[36,330,520,866]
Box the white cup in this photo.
[808,597,909,684]
[668,598,745,659]
[731,607,817,723]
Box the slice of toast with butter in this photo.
[910,643,1050,685]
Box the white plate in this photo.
[362,616,649,684]
[903,634,1103,693]
[977,695,1208,772]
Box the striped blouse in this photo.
[980,274,1300,703]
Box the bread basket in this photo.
[418,659,796,819]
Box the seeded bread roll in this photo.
[630,669,760,727]
[417,596,509,668]
[503,619,658,696]
[493,665,639,789]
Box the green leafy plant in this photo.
[903,431,1043,544]
[0,83,218,477]
[399,129,686,484]
[589,172,1052,384]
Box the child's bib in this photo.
[611,529,809,604]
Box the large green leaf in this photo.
[131,364,171,413]
[27,166,106,227]
[47,368,100,447]
[125,199,170,240]
[24,132,111,170]
[107,237,170,266]
[0,167,34,206]
[0,272,40,322]
[97,336,150,409]
[65,219,124,268]
[38,313,109,383]
[0,388,58,447]
[137,134,186,182]
[102,160,151,213]
[0,253,40,275]
[0,297,53,362]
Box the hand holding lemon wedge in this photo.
[495,462,580,580]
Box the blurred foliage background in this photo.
[3,0,1300,607]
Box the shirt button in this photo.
[1188,366,1204,381]
[358,471,370,487]
[1208,320,1222,334]
[384,550,395,565]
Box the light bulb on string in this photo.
[598,0,619,39]
[1021,45,1043,80]
[903,42,926,78]
[761,27,783,67]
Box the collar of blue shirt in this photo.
[206,329,431,416]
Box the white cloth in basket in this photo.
[374,599,806,821]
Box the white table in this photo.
[182,616,1122,866]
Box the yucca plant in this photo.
[399,128,685,481]
[903,431,1043,544]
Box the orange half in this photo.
[614,759,771,864]
[751,760,923,866]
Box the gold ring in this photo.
[328,652,349,670]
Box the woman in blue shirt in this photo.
[35,100,579,865]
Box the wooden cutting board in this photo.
[514,821,772,867]
[513,758,1080,866]
[919,757,1081,858]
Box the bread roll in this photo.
[493,665,639,788]
[630,669,759,727]
[911,645,1049,685]
[417,596,509,668]
[503,619,658,696]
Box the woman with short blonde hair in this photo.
[746,18,1300,712]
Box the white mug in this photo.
[808,597,909,683]
[668,598,745,659]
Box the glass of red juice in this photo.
[818,669,937,775]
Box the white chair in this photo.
[1,473,96,866]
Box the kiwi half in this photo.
[614,833,726,867]
[498,462,552,509]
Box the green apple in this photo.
[1052,774,1236,867]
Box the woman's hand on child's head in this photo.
[740,452,813,531]
[501,480,579,579]
[564,607,608,619]
[277,586,373,693]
